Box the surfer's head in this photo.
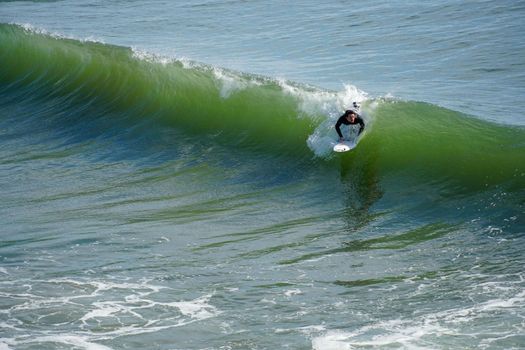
[345,110,357,122]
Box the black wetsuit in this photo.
[335,113,365,139]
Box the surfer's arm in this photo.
[357,117,365,135]
[335,118,344,139]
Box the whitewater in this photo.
[1,1,524,349]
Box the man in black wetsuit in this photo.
[335,109,365,142]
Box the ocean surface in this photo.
[1,1,524,349]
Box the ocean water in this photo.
[0,1,524,349]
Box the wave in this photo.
[0,23,364,153]
[1,23,524,191]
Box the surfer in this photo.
[335,109,365,142]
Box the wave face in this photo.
[2,24,523,189]
[1,23,525,350]
[357,101,525,188]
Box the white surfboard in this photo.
[333,140,356,153]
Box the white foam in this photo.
[312,330,354,350]
[48,277,165,293]
[310,286,525,349]
[131,47,174,65]
[167,294,219,320]
[80,302,131,323]
[212,68,252,98]
[0,340,13,350]
[16,23,105,43]
[284,289,302,297]
[260,298,277,304]
[290,83,370,157]
[307,128,340,158]
[311,321,445,350]
[178,56,203,70]
[275,324,326,334]
[278,80,367,117]
[3,277,221,347]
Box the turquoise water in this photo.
[1,1,524,349]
